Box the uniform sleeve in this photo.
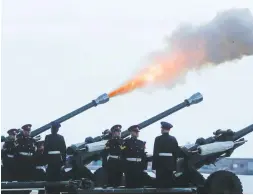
[2,142,7,150]
[153,137,158,156]
[173,137,180,158]
[43,135,49,154]
[142,141,147,158]
[33,139,38,152]
[61,136,67,164]
[152,137,158,170]
[1,142,7,157]
[103,141,110,156]
[101,141,110,168]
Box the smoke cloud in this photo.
[164,8,253,67]
[109,8,253,97]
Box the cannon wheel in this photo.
[202,170,243,194]
[93,168,108,187]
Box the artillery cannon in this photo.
[1,93,110,142]
[64,92,203,184]
[168,124,253,193]
[30,93,110,137]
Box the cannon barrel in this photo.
[185,124,253,151]
[232,124,253,141]
[67,92,203,155]
[30,93,109,137]
[175,124,253,174]
[120,92,203,138]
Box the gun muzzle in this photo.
[94,93,109,105]
[185,92,203,106]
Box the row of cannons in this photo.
[1,92,253,194]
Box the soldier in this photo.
[102,124,124,187]
[122,125,146,188]
[2,129,19,181]
[15,124,37,181]
[44,122,66,193]
[34,140,46,181]
[152,121,179,188]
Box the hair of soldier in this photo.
[162,129,170,133]
[51,127,59,134]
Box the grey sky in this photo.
[2,0,253,157]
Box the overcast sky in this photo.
[2,0,253,157]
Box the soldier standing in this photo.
[122,125,146,188]
[15,124,37,181]
[152,122,179,188]
[44,122,66,193]
[2,129,19,181]
[102,124,124,187]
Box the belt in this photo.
[19,152,33,156]
[48,151,61,154]
[36,166,46,173]
[64,167,72,172]
[126,158,142,162]
[108,155,120,159]
[159,153,172,156]
[36,166,45,170]
[7,154,14,158]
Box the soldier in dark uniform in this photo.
[2,129,19,181]
[122,125,146,188]
[44,122,66,193]
[33,140,46,181]
[102,124,124,187]
[15,124,37,181]
[152,122,179,188]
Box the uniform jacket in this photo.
[14,134,37,155]
[152,133,179,171]
[122,137,146,159]
[44,134,66,164]
[2,138,16,156]
[2,138,16,167]
[102,137,124,168]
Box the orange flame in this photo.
[109,43,206,98]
